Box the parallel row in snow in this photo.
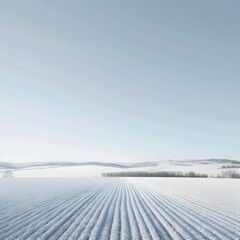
[0,178,239,240]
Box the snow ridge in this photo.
[0,178,239,239]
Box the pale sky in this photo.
[1,1,240,163]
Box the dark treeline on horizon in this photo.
[102,171,208,178]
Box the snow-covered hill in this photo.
[0,159,239,177]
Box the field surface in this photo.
[0,178,239,240]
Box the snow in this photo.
[153,163,240,176]
[0,178,239,239]
[13,166,118,178]
[1,159,239,178]
[0,165,158,178]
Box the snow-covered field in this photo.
[0,178,239,239]
[1,159,239,178]
[0,161,158,178]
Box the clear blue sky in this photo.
[1,1,240,163]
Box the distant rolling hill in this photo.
[0,161,160,170]
[0,159,239,170]
[0,159,239,178]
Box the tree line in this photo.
[102,171,208,178]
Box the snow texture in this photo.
[0,178,239,240]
